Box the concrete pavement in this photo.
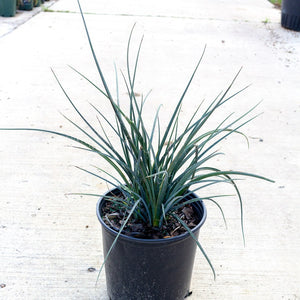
[0,0,299,299]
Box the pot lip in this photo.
[96,187,207,244]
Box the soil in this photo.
[101,198,200,239]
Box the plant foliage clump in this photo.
[0,0,274,278]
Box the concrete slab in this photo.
[0,0,299,299]
[52,0,280,23]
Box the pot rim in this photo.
[96,187,207,244]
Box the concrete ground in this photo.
[0,0,299,299]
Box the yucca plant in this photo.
[1,0,274,297]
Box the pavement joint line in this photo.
[43,9,274,24]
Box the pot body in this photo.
[0,0,16,17]
[97,188,207,300]
[281,0,300,31]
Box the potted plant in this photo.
[18,0,33,11]
[1,0,274,299]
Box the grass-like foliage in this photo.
[0,0,274,278]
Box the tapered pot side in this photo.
[96,188,207,300]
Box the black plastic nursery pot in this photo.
[281,0,300,31]
[0,0,17,17]
[97,188,207,300]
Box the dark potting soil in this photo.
[101,200,200,239]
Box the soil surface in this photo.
[101,199,200,239]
